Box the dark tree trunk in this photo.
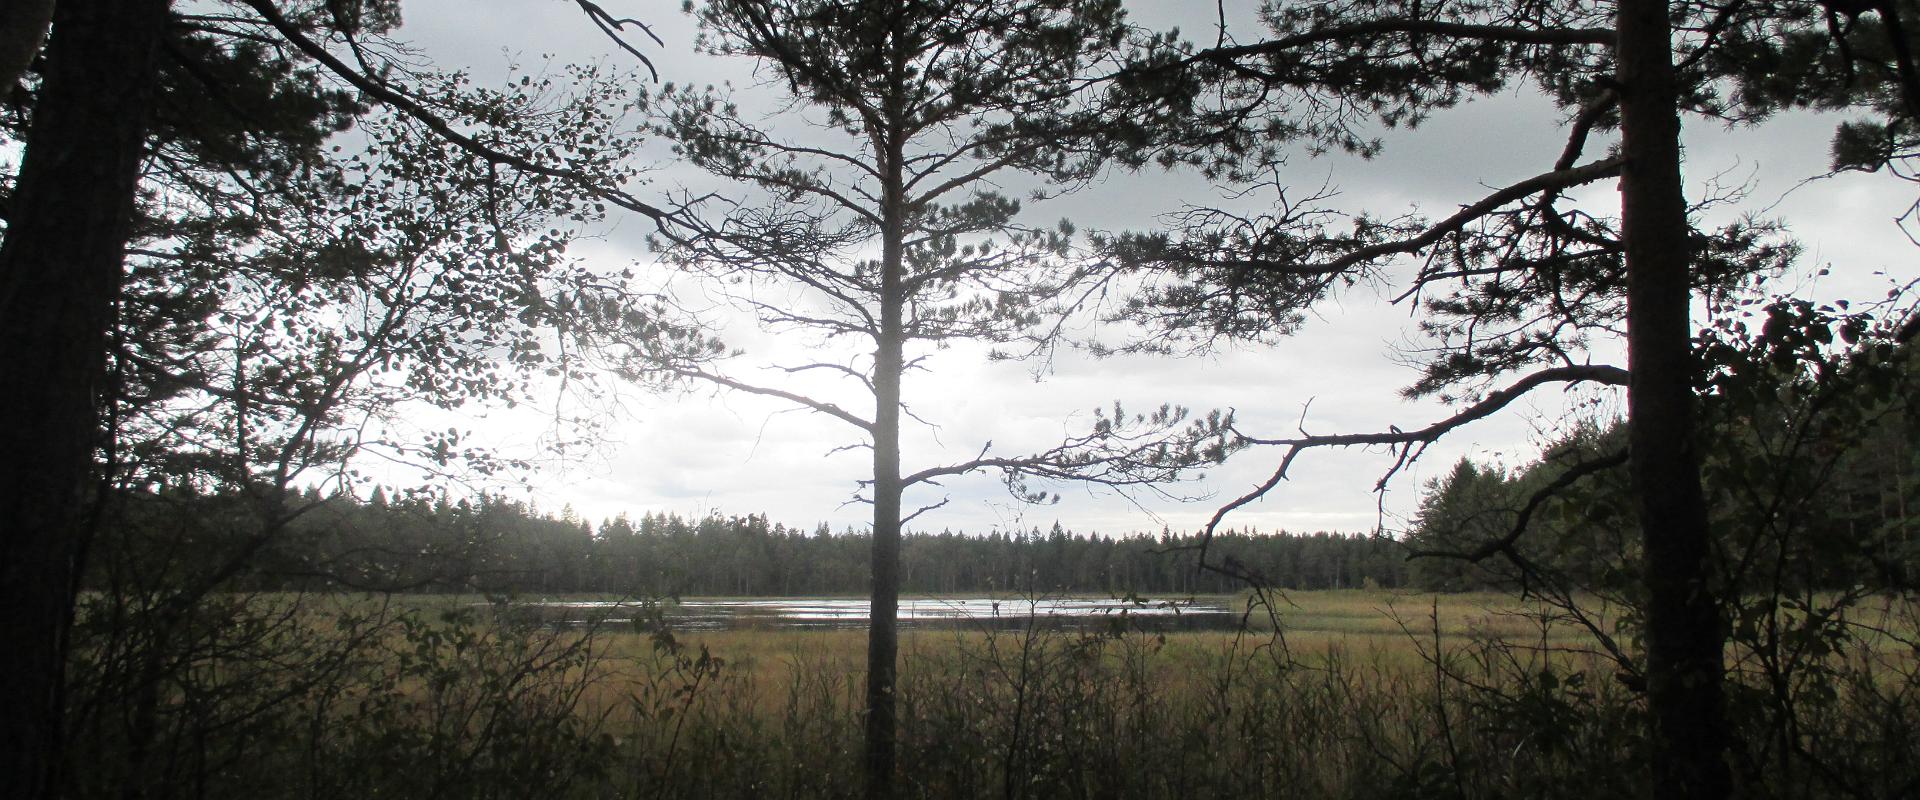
[864,124,907,800]
[0,0,55,93]
[1615,1,1732,797]
[0,1,168,798]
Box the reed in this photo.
[58,590,1920,799]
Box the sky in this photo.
[360,0,1920,538]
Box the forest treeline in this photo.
[102,306,1917,602]
[108,489,1409,597]
[113,306,1918,602]
[1403,300,1919,596]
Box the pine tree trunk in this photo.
[0,1,168,798]
[0,0,54,93]
[864,126,908,800]
[1615,1,1732,797]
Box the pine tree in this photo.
[612,3,1230,793]
[1101,2,1920,796]
[0,3,672,794]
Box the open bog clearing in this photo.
[493,589,1597,639]
[511,595,1243,631]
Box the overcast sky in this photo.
[364,1,1920,537]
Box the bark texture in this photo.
[0,0,54,93]
[863,78,909,800]
[1615,1,1732,797]
[0,0,168,797]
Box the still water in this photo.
[510,596,1243,632]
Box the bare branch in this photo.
[669,366,874,432]
[1237,364,1629,450]
[571,0,662,79]
[901,497,950,526]
[1219,157,1624,277]
[1184,364,1627,579]
[779,361,875,393]
[1409,449,1630,562]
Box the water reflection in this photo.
[509,596,1242,632]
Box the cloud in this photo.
[367,0,1920,541]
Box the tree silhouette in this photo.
[1101,2,1920,796]
[608,2,1228,795]
[0,3,680,795]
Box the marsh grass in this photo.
[577,590,1915,798]
[61,590,1920,799]
[595,606,1645,799]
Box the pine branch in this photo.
[1194,20,1616,62]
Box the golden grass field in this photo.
[575,588,1919,710]
[67,588,1919,799]
[276,586,1915,722]
[561,589,1628,713]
